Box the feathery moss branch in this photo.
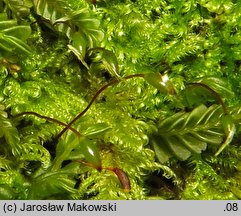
[56,73,145,139]
[13,111,81,138]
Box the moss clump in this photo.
[0,0,240,199]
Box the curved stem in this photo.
[188,82,228,114]
[13,111,81,138]
[56,73,145,140]
[76,159,130,192]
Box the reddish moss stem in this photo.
[76,159,131,192]
[56,73,145,140]
[188,82,228,114]
[13,111,81,138]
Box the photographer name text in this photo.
[3,202,117,213]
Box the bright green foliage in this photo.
[0,104,21,155]
[0,19,31,54]
[151,104,225,163]
[88,48,122,79]
[144,73,176,95]
[32,0,104,66]
[0,0,241,200]
[215,114,236,156]
[53,128,101,171]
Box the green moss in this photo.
[0,0,241,200]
